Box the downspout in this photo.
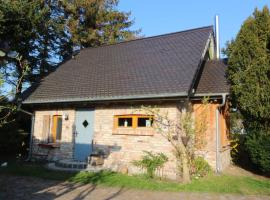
[19,108,34,161]
[215,93,226,173]
[214,14,223,173]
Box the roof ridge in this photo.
[81,25,213,52]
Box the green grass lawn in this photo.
[0,162,269,195]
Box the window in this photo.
[118,117,133,127]
[138,117,153,127]
[114,115,153,129]
[51,115,62,143]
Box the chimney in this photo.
[215,15,220,59]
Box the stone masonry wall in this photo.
[32,109,75,161]
[31,101,230,176]
[93,103,183,180]
[220,147,231,171]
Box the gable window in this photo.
[114,115,153,129]
[51,115,62,143]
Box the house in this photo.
[22,25,230,179]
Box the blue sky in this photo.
[119,0,270,53]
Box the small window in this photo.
[114,115,153,129]
[118,117,132,127]
[52,115,62,143]
[138,117,153,127]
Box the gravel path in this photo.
[0,175,269,200]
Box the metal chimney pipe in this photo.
[215,15,220,59]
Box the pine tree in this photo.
[225,6,270,130]
[60,0,139,48]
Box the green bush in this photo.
[191,156,212,179]
[0,112,30,158]
[245,131,270,173]
[133,151,168,179]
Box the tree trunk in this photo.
[181,151,191,183]
[177,140,191,183]
[15,61,23,102]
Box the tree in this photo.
[0,54,29,126]
[60,0,139,48]
[0,0,59,99]
[0,0,139,99]
[225,6,270,130]
[224,6,270,173]
[140,98,209,183]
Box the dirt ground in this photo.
[224,165,269,180]
[0,174,269,200]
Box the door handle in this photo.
[74,131,78,137]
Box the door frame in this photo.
[73,108,95,161]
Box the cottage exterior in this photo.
[23,26,230,179]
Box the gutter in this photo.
[215,93,226,173]
[22,92,188,104]
[193,92,229,97]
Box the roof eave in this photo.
[187,30,214,97]
[193,92,229,97]
[22,92,188,104]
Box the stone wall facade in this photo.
[219,147,231,171]
[31,101,231,178]
[32,109,75,161]
[93,103,183,180]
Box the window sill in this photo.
[46,143,61,148]
[113,127,154,136]
[37,143,60,148]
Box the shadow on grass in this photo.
[0,161,270,197]
[71,170,117,184]
[0,161,127,200]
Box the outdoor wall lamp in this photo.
[64,113,69,120]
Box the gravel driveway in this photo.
[0,175,269,200]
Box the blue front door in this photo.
[74,109,94,161]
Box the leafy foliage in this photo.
[60,0,140,47]
[191,156,212,179]
[245,131,270,173]
[133,151,168,179]
[224,6,270,173]
[225,6,270,129]
[0,111,31,157]
[0,0,139,98]
[194,97,210,149]
[140,99,210,183]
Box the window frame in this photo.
[137,116,153,128]
[116,116,133,128]
[114,114,153,129]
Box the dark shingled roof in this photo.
[23,26,218,104]
[195,60,230,95]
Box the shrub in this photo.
[245,131,270,173]
[0,112,31,158]
[133,151,168,179]
[191,157,211,179]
